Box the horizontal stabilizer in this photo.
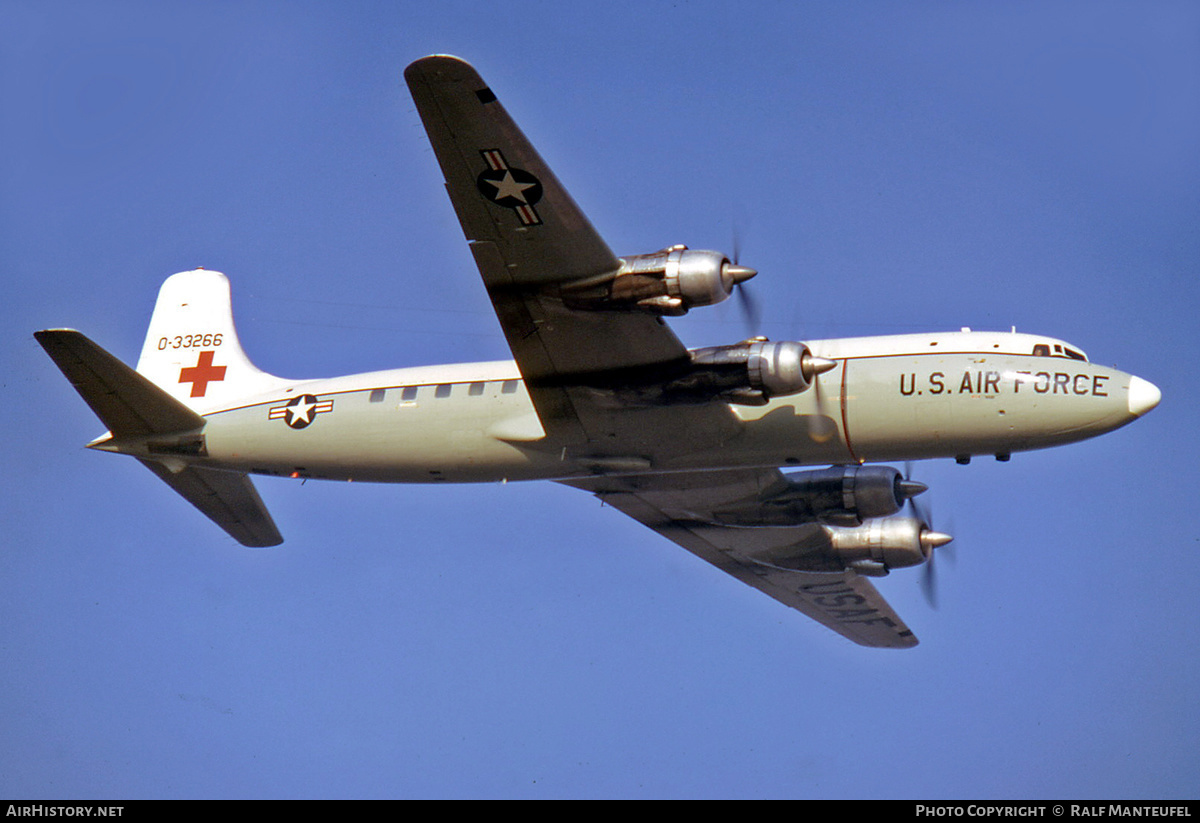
[138,460,283,548]
[36,328,283,548]
[35,329,204,437]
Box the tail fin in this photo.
[35,271,287,548]
[135,269,288,409]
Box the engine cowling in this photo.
[560,246,756,315]
[745,513,953,577]
[826,516,953,577]
[680,339,837,405]
[713,466,924,527]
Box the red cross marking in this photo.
[178,350,227,397]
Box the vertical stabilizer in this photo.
[136,269,289,410]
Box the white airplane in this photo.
[36,56,1160,648]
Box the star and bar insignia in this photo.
[268,394,334,429]
[476,149,543,226]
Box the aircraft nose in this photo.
[1127,375,1161,417]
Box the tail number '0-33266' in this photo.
[158,333,224,350]
[899,370,1110,397]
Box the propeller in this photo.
[903,463,954,609]
[735,276,761,332]
[727,224,760,333]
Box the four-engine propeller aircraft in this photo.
[35,55,1160,647]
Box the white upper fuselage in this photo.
[183,329,1155,484]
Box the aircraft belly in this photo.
[844,354,1137,461]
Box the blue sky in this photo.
[3,0,1198,800]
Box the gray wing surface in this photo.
[404,55,741,456]
[404,55,619,288]
[564,470,919,648]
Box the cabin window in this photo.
[369,388,386,403]
[435,384,452,399]
[401,386,418,401]
[501,380,519,394]
[469,382,485,396]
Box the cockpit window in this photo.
[1032,343,1087,362]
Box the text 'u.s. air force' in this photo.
[899,370,1109,398]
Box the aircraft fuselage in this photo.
[131,329,1152,484]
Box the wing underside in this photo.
[565,470,919,648]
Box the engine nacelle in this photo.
[690,339,809,403]
[560,245,756,315]
[826,516,951,576]
[712,465,922,527]
[745,513,952,577]
[660,338,836,406]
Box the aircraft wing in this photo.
[563,470,920,648]
[404,56,741,455]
